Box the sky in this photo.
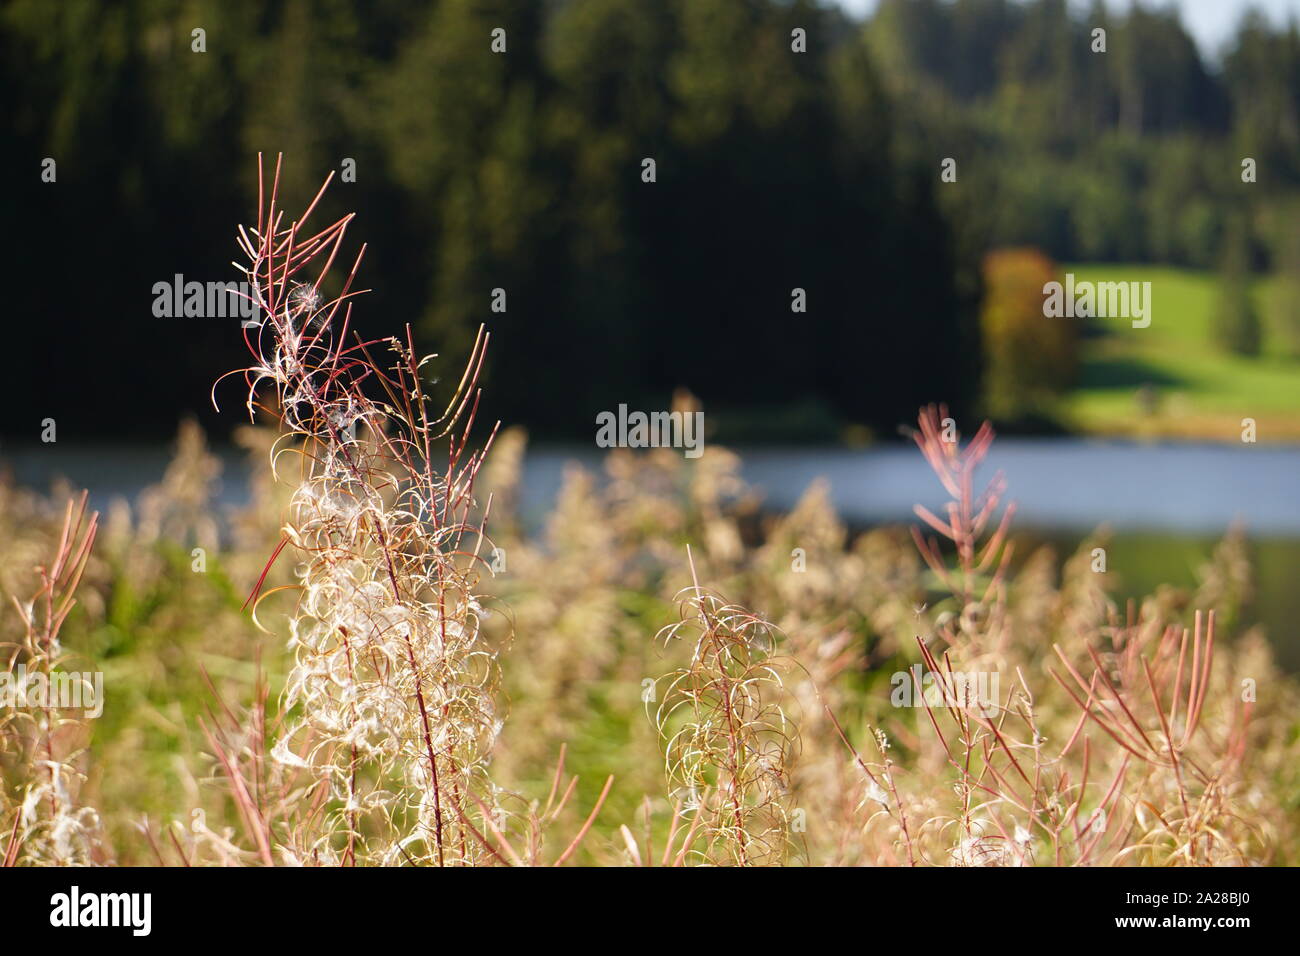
[834,0,1300,60]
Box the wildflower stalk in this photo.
[218,155,501,865]
[652,548,801,866]
[1,492,103,866]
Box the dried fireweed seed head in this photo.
[287,281,326,330]
[651,550,804,867]
[214,155,503,866]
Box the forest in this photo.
[6,0,1298,441]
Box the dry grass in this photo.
[2,161,1296,866]
[1,494,103,865]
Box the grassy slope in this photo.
[1061,265,1300,439]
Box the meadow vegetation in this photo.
[2,167,1297,866]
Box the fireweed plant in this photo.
[652,549,801,866]
[894,407,1261,865]
[216,156,509,866]
[0,494,103,865]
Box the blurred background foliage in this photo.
[6,0,1299,442]
[979,247,1078,420]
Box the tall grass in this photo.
[1,494,103,865]
[1,160,1296,866]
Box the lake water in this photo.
[5,439,1298,667]
[522,439,1300,535]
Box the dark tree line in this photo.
[869,0,1300,271]
[2,0,976,443]
[4,0,1297,443]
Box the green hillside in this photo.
[1062,265,1300,439]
